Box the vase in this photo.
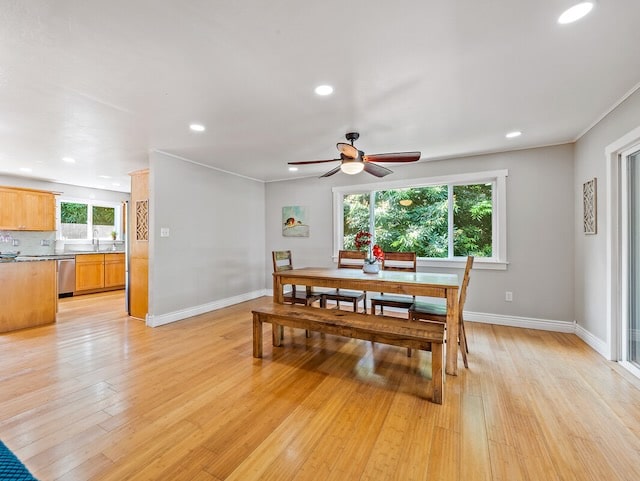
[363,262,380,274]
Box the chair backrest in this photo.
[338,250,366,269]
[272,250,294,273]
[458,256,474,317]
[381,252,417,272]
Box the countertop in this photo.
[0,252,123,263]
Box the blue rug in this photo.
[0,441,38,481]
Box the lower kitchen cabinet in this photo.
[0,260,57,333]
[75,253,125,293]
[104,253,126,288]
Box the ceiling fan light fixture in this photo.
[340,161,364,175]
[558,2,594,24]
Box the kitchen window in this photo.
[57,199,122,241]
[332,170,508,269]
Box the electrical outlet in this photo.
[40,239,51,246]
[505,291,513,302]
[160,227,170,237]
[12,238,20,246]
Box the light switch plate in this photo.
[160,227,170,237]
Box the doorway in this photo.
[622,146,640,376]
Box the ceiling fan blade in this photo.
[363,162,393,178]
[337,142,359,159]
[288,158,340,165]
[363,151,421,163]
[320,165,342,178]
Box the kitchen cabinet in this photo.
[75,253,125,293]
[0,260,56,333]
[104,253,125,288]
[0,186,56,231]
[75,254,105,291]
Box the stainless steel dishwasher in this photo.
[57,256,76,297]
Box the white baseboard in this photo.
[465,311,575,333]
[146,290,610,361]
[575,323,610,358]
[146,289,267,327]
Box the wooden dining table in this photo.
[273,267,461,375]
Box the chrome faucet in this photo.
[93,229,100,251]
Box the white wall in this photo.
[148,152,266,325]
[574,88,640,342]
[266,144,575,324]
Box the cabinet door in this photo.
[0,188,56,230]
[21,191,56,230]
[75,254,105,291]
[0,188,20,229]
[104,253,125,288]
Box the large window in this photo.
[334,170,507,268]
[58,199,121,241]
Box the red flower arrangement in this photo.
[354,230,384,264]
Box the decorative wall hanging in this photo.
[583,178,597,235]
[136,200,149,241]
[282,206,309,237]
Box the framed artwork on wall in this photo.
[583,177,597,235]
[282,206,309,237]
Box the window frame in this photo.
[56,197,122,243]
[332,169,508,270]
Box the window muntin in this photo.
[333,170,507,266]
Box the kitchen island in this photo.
[0,258,58,333]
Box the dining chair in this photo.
[271,250,323,307]
[407,255,474,367]
[321,250,367,313]
[369,252,417,315]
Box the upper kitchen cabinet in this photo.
[0,186,57,231]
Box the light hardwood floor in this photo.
[1,292,640,481]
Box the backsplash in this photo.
[0,232,125,255]
[0,231,56,256]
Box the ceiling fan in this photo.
[288,132,421,178]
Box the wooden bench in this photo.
[252,304,446,404]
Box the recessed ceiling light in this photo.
[288,167,298,172]
[190,123,206,132]
[62,157,75,163]
[314,85,334,96]
[558,2,594,24]
[506,131,522,139]
[19,167,32,173]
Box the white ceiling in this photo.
[1,1,639,193]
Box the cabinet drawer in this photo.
[76,254,105,264]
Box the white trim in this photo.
[332,169,509,264]
[619,361,640,379]
[465,311,575,333]
[577,81,640,141]
[152,149,264,183]
[605,125,640,361]
[146,289,267,327]
[575,323,610,358]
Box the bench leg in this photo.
[431,342,444,404]
[253,313,263,358]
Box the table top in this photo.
[273,267,459,288]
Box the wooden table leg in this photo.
[445,287,459,376]
[253,313,263,358]
[272,323,282,347]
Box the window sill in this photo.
[330,256,508,271]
